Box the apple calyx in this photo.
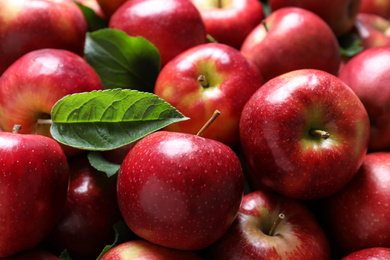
[196,110,221,136]
[268,213,285,236]
[12,124,22,134]
[310,129,330,140]
[198,75,210,88]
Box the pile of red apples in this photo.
[1,0,390,259]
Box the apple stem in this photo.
[310,129,330,140]
[12,124,22,134]
[196,110,221,136]
[35,119,53,134]
[198,75,209,88]
[268,213,285,236]
[218,0,222,8]
[262,20,269,32]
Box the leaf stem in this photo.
[197,110,220,137]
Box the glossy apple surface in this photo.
[321,152,390,257]
[268,0,362,36]
[0,0,87,75]
[341,247,390,260]
[354,13,390,49]
[0,132,69,257]
[208,190,331,259]
[154,43,264,148]
[117,131,244,250]
[240,69,370,200]
[43,154,122,260]
[0,48,105,156]
[100,239,203,260]
[109,0,207,68]
[190,0,264,49]
[339,46,390,151]
[241,7,341,82]
[360,0,390,19]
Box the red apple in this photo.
[0,129,69,257]
[0,48,105,156]
[341,247,390,260]
[109,0,208,68]
[190,0,264,49]
[339,46,390,151]
[321,152,390,257]
[241,7,341,82]
[154,43,264,148]
[100,239,203,260]
[0,0,88,75]
[43,154,122,260]
[208,190,331,259]
[1,248,59,260]
[96,0,127,18]
[268,0,362,36]
[354,13,390,49]
[239,69,370,200]
[117,130,244,250]
[360,0,390,19]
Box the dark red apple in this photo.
[154,42,264,148]
[208,190,331,259]
[0,0,87,75]
[360,0,390,19]
[268,0,362,36]
[0,129,69,257]
[241,7,341,82]
[0,48,105,156]
[109,0,208,68]
[100,239,203,260]
[338,46,390,151]
[239,69,370,200]
[1,248,59,260]
[43,154,122,260]
[321,152,390,257]
[190,0,264,49]
[117,130,244,250]
[341,247,390,260]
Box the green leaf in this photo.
[88,151,121,178]
[84,29,161,92]
[50,89,189,151]
[338,32,364,57]
[59,250,73,260]
[96,220,136,260]
[73,1,108,32]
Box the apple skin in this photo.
[96,0,127,18]
[190,0,264,49]
[320,152,390,257]
[43,154,122,260]
[154,42,264,148]
[0,0,87,75]
[117,130,244,251]
[0,48,105,156]
[341,247,390,260]
[354,13,390,49]
[239,69,370,200]
[241,7,341,82]
[1,248,59,260]
[360,0,390,19]
[338,46,390,151]
[268,0,362,36]
[109,0,208,68]
[0,132,70,257]
[207,190,331,259]
[100,239,203,260]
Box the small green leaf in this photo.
[96,220,136,260]
[88,151,121,178]
[50,89,189,151]
[338,32,364,57]
[84,29,161,92]
[73,1,108,32]
[59,250,73,260]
